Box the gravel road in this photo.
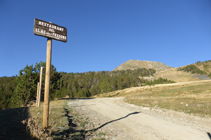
[67,97,211,140]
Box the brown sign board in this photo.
[33,18,67,42]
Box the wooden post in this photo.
[36,82,40,106]
[43,38,52,130]
[38,67,43,107]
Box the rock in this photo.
[143,107,150,110]
[57,127,68,130]
[46,137,53,140]
[196,104,204,108]
[21,120,27,124]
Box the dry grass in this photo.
[179,62,211,74]
[98,80,211,117]
[153,68,200,82]
[124,82,211,117]
[0,99,72,140]
[27,99,94,139]
[27,100,70,139]
[29,100,69,129]
[98,80,211,98]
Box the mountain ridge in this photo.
[113,60,171,71]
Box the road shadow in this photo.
[0,107,36,140]
[207,132,211,140]
[88,111,141,132]
[62,110,140,139]
[51,108,84,140]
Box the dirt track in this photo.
[68,97,211,140]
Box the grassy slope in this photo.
[151,61,211,83]
[99,80,211,117]
[179,61,211,75]
[153,68,201,82]
[195,62,211,74]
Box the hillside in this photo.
[179,60,211,75]
[112,60,211,83]
[153,68,202,82]
[113,60,171,71]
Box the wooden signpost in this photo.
[33,18,67,130]
[36,82,40,106]
[38,67,43,107]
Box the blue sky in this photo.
[1,0,211,77]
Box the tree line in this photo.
[0,62,62,110]
[195,60,211,65]
[0,62,175,110]
[58,68,156,98]
[179,65,207,75]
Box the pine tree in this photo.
[15,65,38,106]
[14,62,62,106]
[100,78,112,94]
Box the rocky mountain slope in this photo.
[113,60,171,71]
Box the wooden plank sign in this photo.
[33,18,67,42]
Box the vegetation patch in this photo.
[22,99,98,139]
[1,64,165,110]
[125,82,211,117]
[22,100,70,139]
[179,64,206,75]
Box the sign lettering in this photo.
[33,18,67,42]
